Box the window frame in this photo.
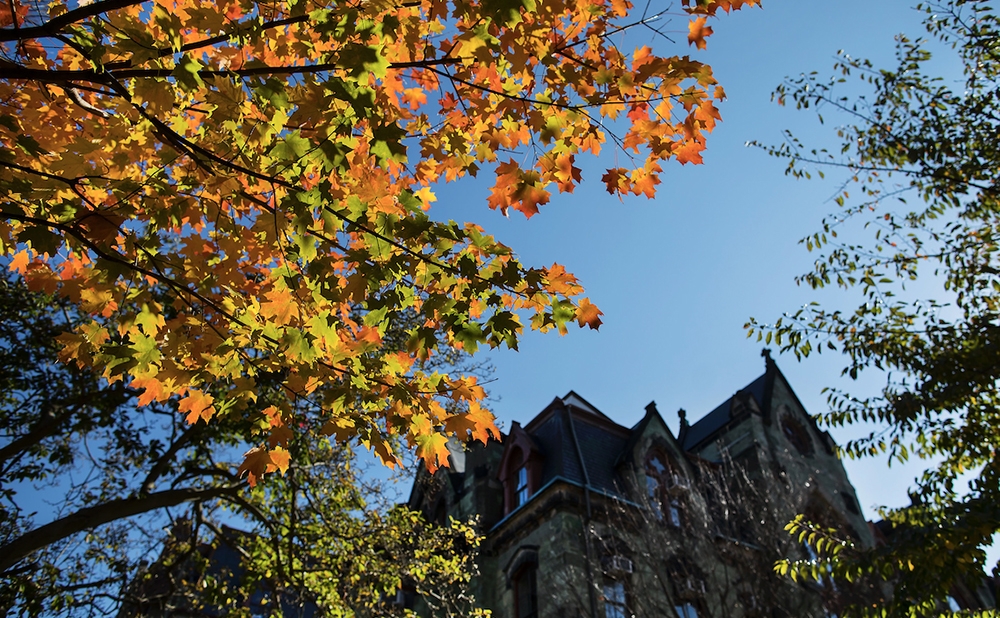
[513,562,538,618]
[645,448,685,528]
[515,464,529,507]
[602,577,629,618]
[780,415,814,455]
[498,426,542,515]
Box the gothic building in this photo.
[407,353,994,617]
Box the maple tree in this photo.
[0,0,758,477]
[0,274,490,616]
[748,1,1000,615]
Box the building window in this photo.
[498,426,542,515]
[781,416,813,455]
[602,579,628,618]
[646,450,685,527]
[514,563,538,618]
[674,602,699,618]
[516,465,529,507]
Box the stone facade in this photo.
[407,353,994,617]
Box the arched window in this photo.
[646,449,685,527]
[781,415,814,455]
[513,562,538,618]
[505,546,540,618]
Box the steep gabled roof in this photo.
[561,390,610,419]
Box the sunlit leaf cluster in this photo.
[0,0,756,473]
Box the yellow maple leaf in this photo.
[415,432,451,473]
[267,447,291,474]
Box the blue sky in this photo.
[431,0,953,527]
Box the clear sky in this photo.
[430,0,958,530]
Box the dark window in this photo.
[602,579,628,618]
[781,417,813,455]
[514,563,538,618]
[840,491,860,515]
[432,500,447,525]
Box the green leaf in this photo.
[270,131,312,163]
[173,55,205,92]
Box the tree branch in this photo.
[0,0,147,43]
[0,57,462,83]
[0,484,241,573]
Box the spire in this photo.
[761,348,777,424]
[761,347,774,366]
[677,408,689,445]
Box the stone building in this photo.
[406,352,992,617]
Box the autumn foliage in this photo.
[0,0,757,477]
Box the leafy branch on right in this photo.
[746,1,1000,616]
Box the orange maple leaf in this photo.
[575,297,603,330]
[687,17,714,50]
[675,139,706,165]
[237,446,290,487]
[682,0,760,15]
[602,167,630,195]
[132,376,166,406]
[320,417,356,442]
[238,446,272,488]
[10,250,29,275]
[261,288,298,326]
[443,401,500,444]
[268,425,293,448]
[179,389,215,424]
[414,186,436,211]
[401,87,428,110]
[262,405,284,428]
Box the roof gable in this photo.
[616,402,689,474]
[561,390,609,419]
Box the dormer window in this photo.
[498,424,543,515]
[516,465,530,507]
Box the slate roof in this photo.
[521,393,631,498]
[682,372,768,451]
[489,360,783,520]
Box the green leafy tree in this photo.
[748,1,1000,615]
[0,276,487,617]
